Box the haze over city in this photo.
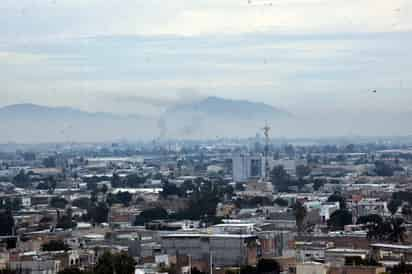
[1,0,412,141]
[3,2,412,274]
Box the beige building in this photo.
[296,262,328,274]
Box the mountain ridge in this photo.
[166,96,291,118]
[0,97,292,142]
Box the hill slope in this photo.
[160,96,291,138]
[0,104,157,143]
[0,98,292,142]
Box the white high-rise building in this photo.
[232,154,263,182]
[232,155,308,182]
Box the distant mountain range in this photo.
[161,96,291,138]
[0,97,291,143]
[166,96,290,119]
[0,103,157,143]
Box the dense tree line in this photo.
[42,240,70,251]
[111,173,147,188]
[56,208,76,230]
[327,209,353,230]
[107,192,132,206]
[58,252,136,274]
[134,207,169,226]
[269,165,314,193]
[133,178,233,225]
[0,209,14,236]
[0,198,21,211]
[327,192,347,209]
[293,201,307,234]
[50,197,69,209]
[374,160,403,177]
[225,259,281,274]
[169,179,224,221]
[12,170,31,188]
[387,191,412,218]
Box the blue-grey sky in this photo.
[1,0,412,119]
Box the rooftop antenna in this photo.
[262,121,271,181]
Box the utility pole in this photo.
[210,252,213,274]
[189,255,192,274]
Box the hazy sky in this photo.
[1,0,412,117]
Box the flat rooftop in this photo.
[370,243,412,250]
[162,233,256,239]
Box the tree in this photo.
[388,199,402,215]
[43,156,57,168]
[50,197,68,209]
[42,240,70,251]
[256,258,281,274]
[367,219,389,241]
[72,198,92,210]
[22,152,36,161]
[328,209,352,230]
[357,214,383,225]
[159,265,178,274]
[374,161,394,177]
[270,166,290,192]
[37,181,50,190]
[111,173,122,188]
[87,181,98,192]
[134,207,168,226]
[234,182,245,192]
[58,268,90,274]
[170,179,225,221]
[295,165,311,179]
[345,256,380,266]
[392,191,412,205]
[94,252,136,274]
[345,144,356,153]
[388,217,406,243]
[13,170,30,188]
[191,268,205,274]
[161,181,182,198]
[0,269,17,274]
[327,193,346,209]
[181,181,197,197]
[125,174,145,188]
[57,208,76,230]
[284,144,295,158]
[47,177,57,194]
[91,191,98,203]
[101,184,108,195]
[117,192,132,206]
[246,196,273,208]
[112,252,136,274]
[312,179,326,191]
[39,215,53,224]
[401,204,412,218]
[0,198,21,211]
[274,198,289,207]
[11,199,21,211]
[293,201,307,234]
[107,192,132,207]
[0,210,14,236]
[88,202,109,224]
[152,173,162,180]
[240,266,257,274]
[94,252,114,274]
[391,262,412,274]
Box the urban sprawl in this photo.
[0,138,412,274]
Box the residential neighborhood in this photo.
[0,140,411,274]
